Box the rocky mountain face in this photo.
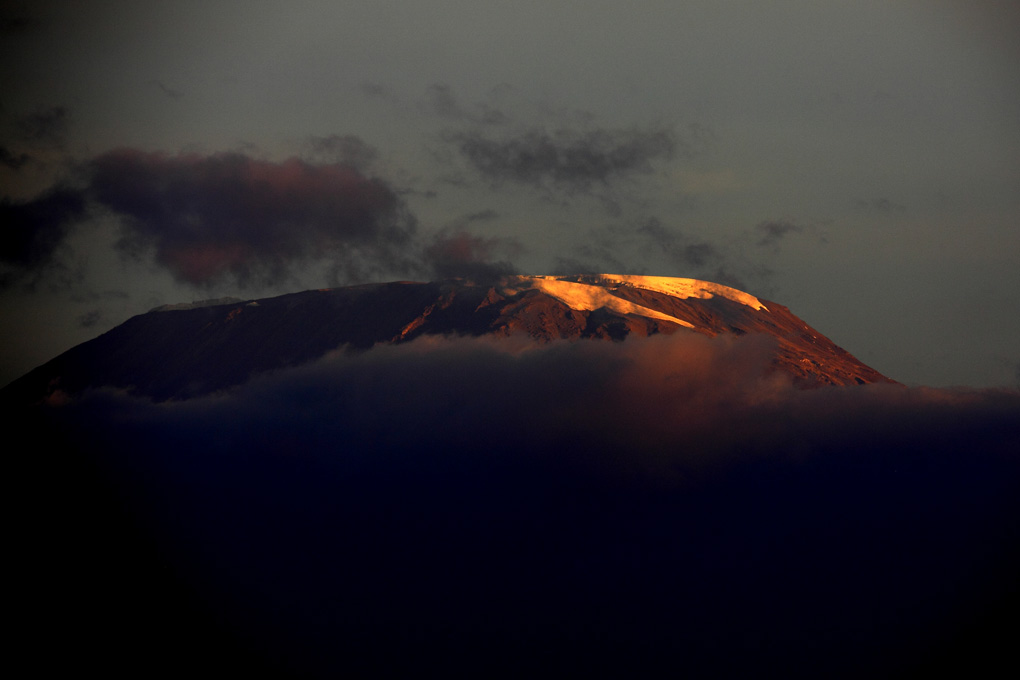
[4,274,890,403]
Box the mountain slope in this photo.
[3,275,890,403]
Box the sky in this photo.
[2,0,1019,388]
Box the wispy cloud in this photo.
[448,126,676,193]
[304,134,379,170]
[755,219,805,247]
[639,219,722,268]
[424,83,509,125]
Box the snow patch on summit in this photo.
[596,275,768,311]
[524,274,765,310]
[505,277,694,327]
[500,274,768,326]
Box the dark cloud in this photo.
[90,149,417,286]
[756,219,804,246]
[683,242,718,266]
[464,208,498,222]
[0,146,31,170]
[425,83,508,125]
[423,228,519,282]
[16,106,69,147]
[425,83,467,118]
[0,187,87,285]
[639,218,722,268]
[15,333,1020,675]
[77,309,102,328]
[449,126,676,192]
[304,134,379,170]
[548,218,756,289]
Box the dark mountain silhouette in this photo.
[5,275,889,404]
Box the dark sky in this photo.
[2,1,1019,388]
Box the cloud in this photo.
[16,106,69,147]
[89,149,417,286]
[0,105,70,177]
[17,332,1020,674]
[358,81,398,102]
[639,218,723,268]
[0,146,31,170]
[426,83,465,118]
[464,209,498,222]
[423,228,519,282]
[0,187,87,285]
[449,126,676,192]
[756,219,804,246]
[424,83,509,125]
[76,309,103,328]
[304,134,379,170]
[549,218,756,290]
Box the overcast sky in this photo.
[2,0,1018,388]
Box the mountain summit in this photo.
[5,274,890,403]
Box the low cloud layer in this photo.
[19,332,1020,675]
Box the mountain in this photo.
[7,274,1019,678]
[4,274,889,403]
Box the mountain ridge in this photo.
[2,274,892,403]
